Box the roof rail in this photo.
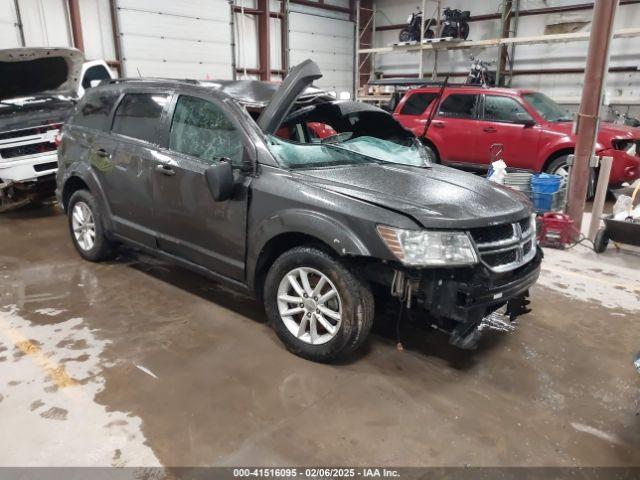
[106,77,201,85]
[366,78,487,89]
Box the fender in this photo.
[538,137,606,171]
[246,208,372,290]
[60,162,115,233]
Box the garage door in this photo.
[114,0,232,79]
[288,11,354,97]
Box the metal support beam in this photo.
[257,0,271,81]
[67,0,84,51]
[13,0,25,46]
[588,156,613,241]
[566,0,619,230]
[109,0,123,76]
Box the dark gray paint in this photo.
[57,69,536,298]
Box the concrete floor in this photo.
[0,205,639,467]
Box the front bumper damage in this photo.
[0,154,59,212]
[376,247,542,349]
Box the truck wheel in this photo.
[593,228,609,253]
[67,189,113,262]
[264,246,374,362]
[422,143,439,164]
[545,155,596,199]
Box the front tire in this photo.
[67,189,113,262]
[546,155,596,199]
[264,247,374,362]
[399,28,412,42]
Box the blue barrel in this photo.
[531,173,561,211]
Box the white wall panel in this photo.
[0,0,21,47]
[289,11,354,95]
[78,0,115,61]
[17,0,72,47]
[115,0,233,79]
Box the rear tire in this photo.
[422,142,439,164]
[67,189,113,262]
[264,246,374,362]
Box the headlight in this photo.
[612,139,637,155]
[407,14,413,22]
[377,225,478,266]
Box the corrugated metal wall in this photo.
[288,9,354,95]
[114,0,232,78]
[0,0,21,47]
[0,0,356,90]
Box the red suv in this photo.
[393,86,640,186]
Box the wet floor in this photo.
[0,205,639,467]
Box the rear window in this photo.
[111,93,169,144]
[399,92,438,115]
[73,89,120,131]
[438,93,480,119]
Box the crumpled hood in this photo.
[294,163,531,228]
[0,96,75,132]
[0,47,84,101]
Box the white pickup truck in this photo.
[0,47,114,212]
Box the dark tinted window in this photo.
[112,94,169,144]
[484,95,532,123]
[169,95,243,166]
[438,93,480,119]
[400,92,437,115]
[73,89,120,131]
[82,65,112,89]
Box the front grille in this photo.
[0,123,60,161]
[471,216,536,272]
[469,224,514,244]
[0,123,62,142]
[482,249,518,268]
[0,142,56,159]
[34,161,58,172]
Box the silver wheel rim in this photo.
[71,201,96,251]
[553,162,569,179]
[277,267,342,345]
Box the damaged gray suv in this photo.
[57,60,541,362]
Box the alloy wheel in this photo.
[276,267,342,345]
[71,201,96,251]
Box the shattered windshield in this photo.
[267,135,429,170]
[523,92,571,122]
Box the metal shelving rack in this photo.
[354,0,640,99]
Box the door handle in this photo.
[155,164,176,176]
[483,126,496,133]
[432,121,445,128]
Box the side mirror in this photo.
[205,158,234,201]
[515,113,535,127]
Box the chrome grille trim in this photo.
[471,217,537,273]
